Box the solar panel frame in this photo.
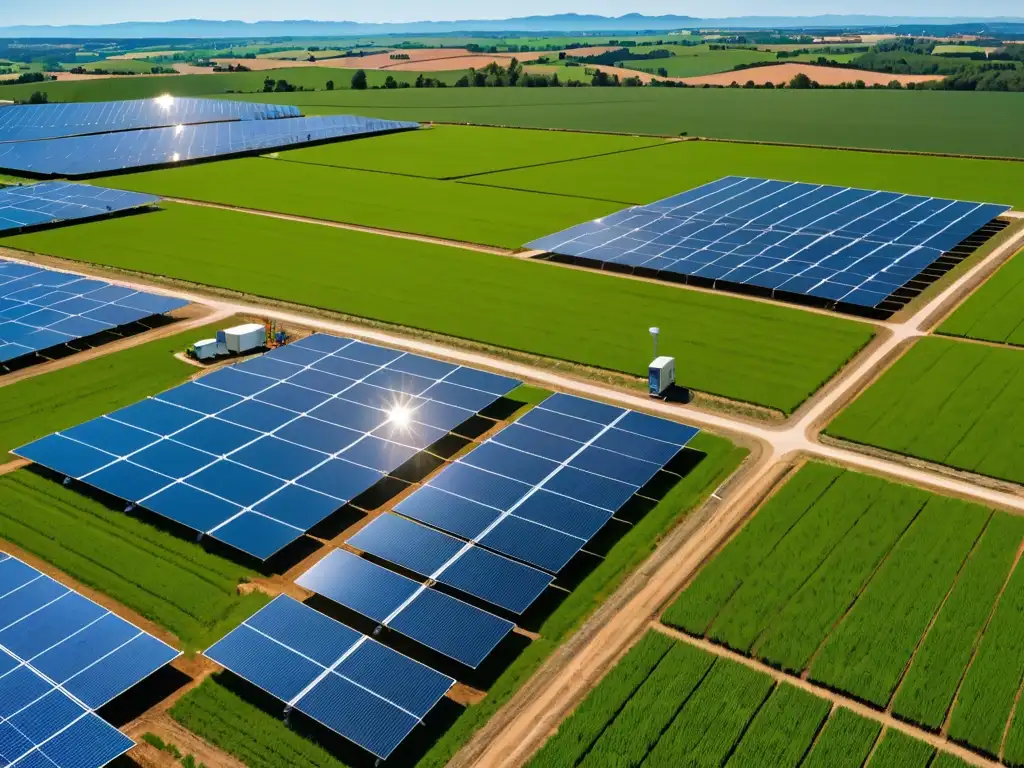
[0,182,160,235]
[204,595,454,760]
[527,176,1011,310]
[15,334,520,560]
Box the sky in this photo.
[3,0,1022,26]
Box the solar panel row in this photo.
[527,176,1011,309]
[205,595,454,760]
[0,552,180,768]
[0,115,420,177]
[0,255,188,364]
[0,98,301,144]
[15,333,520,559]
[0,182,160,235]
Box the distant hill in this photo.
[2,14,1024,38]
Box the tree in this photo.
[887,79,903,89]
[657,67,669,78]
[351,69,368,90]
[384,75,398,89]
[325,80,334,91]
[789,72,813,89]
[743,79,756,88]
[27,91,49,104]
[454,74,470,87]
[507,57,522,86]
[263,77,274,92]
[415,73,426,88]
[854,79,867,89]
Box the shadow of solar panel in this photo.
[14,334,520,560]
[0,97,300,143]
[527,176,1011,310]
[205,595,454,760]
[0,115,421,177]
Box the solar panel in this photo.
[0,115,421,178]
[297,549,515,668]
[527,176,1011,310]
[0,254,188,364]
[0,98,301,143]
[348,513,553,614]
[15,333,521,560]
[205,595,454,760]
[395,393,699,573]
[0,552,180,768]
[0,181,160,235]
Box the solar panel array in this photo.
[205,595,454,761]
[15,333,521,560]
[527,176,1011,309]
[0,182,160,235]
[0,552,180,768]
[0,115,421,178]
[0,256,188,364]
[0,98,300,143]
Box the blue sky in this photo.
[5,1,1023,26]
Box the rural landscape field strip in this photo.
[2,204,875,413]
[940,247,1024,347]
[722,684,831,768]
[0,470,267,650]
[827,337,1024,486]
[800,707,882,768]
[867,729,936,768]
[891,515,1024,730]
[0,318,237,456]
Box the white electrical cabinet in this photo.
[648,356,676,396]
[192,339,219,361]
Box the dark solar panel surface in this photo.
[0,254,188,364]
[0,552,180,768]
[297,549,514,668]
[205,595,454,760]
[0,181,159,234]
[395,393,699,574]
[527,176,1011,309]
[0,98,300,143]
[15,333,520,559]
[0,115,421,177]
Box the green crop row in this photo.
[801,707,882,768]
[867,730,935,768]
[808,496,990,707]
[723,683,830,768]
[940,246,1024,348]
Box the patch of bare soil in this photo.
[681,63,941,86]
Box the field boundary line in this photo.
[458,179,641,206]
[445,140,676,181]
[654,624,1002,768]
[158,197,516,256]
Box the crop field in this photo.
[615,46,775,77]
[3,203,874,413]
[102,157,621,249]
[233,88,1024,158]
[0,470,267,651]
[661,462,1024,758]
[529,630,965,767]
[940,247,1024,346]
[271,124,667,179]
[0,318,238,456]
[826,337,1024,485]
[470,139,1024,210]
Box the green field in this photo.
[661,462,1024,758]
[615,45,775,77]
[1,318,238,457]
[73,58,170,73]
[102,157,619,249]
[3,204,874,413]
[940,247,1024,346]
[0,470,267,651]
[528,630,965,768]
[471,139,1024,210]
[272,124,666,179]
[827,337,1024,485]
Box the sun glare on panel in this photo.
[174,124,184,136]
[154,94,175,109]
[388,405,412,429]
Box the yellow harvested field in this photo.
[680,63,942,86]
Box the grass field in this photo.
[271,124,666,179]
[826,337,1024,485]
[3,204,874,413]
[102,157,620,249]
[661,462,1024,759]
[232,88,1024,158]
[0,470,267,651]
[0,318,237,457]
[940,247,1024,346]
[528,630,967,767]
[471,139,1024,210]
[615,45,775,77]
[167,433,745,768]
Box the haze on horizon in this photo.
[3,0,1023,27]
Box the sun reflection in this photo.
[174,124,184,136]
[154,94,175,109]
[388,405,412,428]
[170,152,181,163]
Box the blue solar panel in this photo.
[297,550,514,668]
[0,97,300,143]
[0,553,179,768]
[0,181,160,235]
[0,115,421,177]
[527,176,1011,309]
[205,595,454,760]
[0,254,187,363]
[395,394,699,574]
[15,333,520,560]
